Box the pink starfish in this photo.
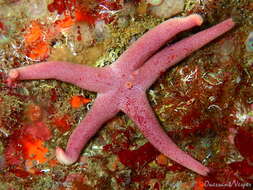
[8,14,235,176]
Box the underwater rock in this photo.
[150,0,184,18]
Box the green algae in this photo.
[96,16,162,67]
[0,92,23,121]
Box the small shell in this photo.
[246,32,253,52]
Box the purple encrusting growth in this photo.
[8,14,235,176]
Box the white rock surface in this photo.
[150,0,184,18]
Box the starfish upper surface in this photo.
[7,14,235,176]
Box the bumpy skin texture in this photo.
[8,14,235,176]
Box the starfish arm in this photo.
[139,18,235,89]
[7,61,114,93]
[56,93,119,165]
[112,14,203,73]
[121,92,209,176]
